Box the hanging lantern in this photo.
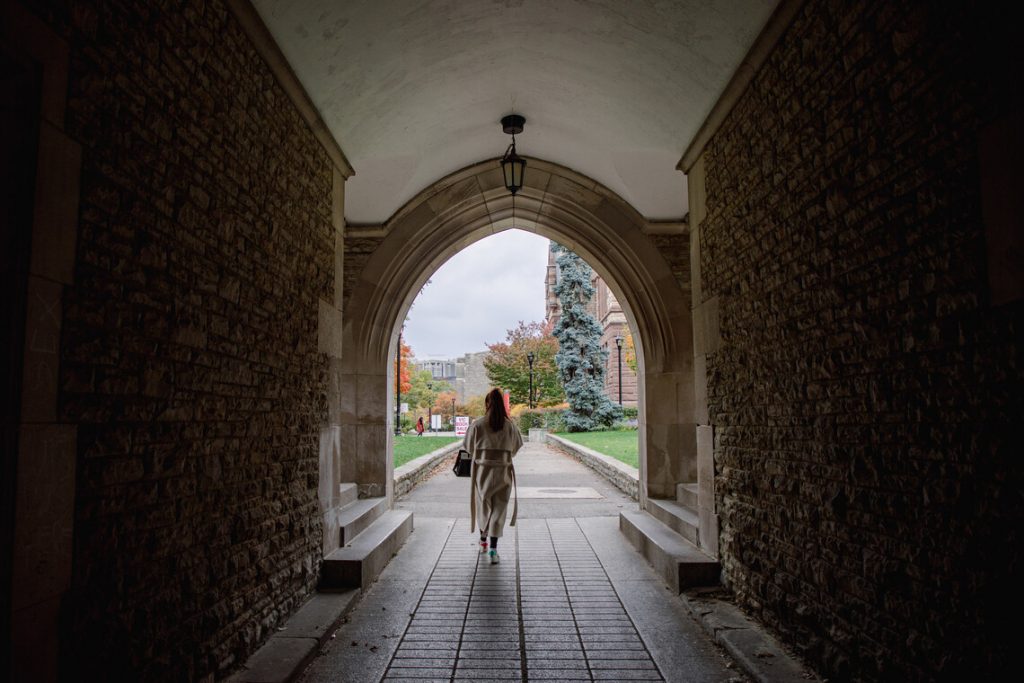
[499,114,526,195]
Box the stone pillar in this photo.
[318,167,347,555]
[687,154,720,556]
[339,368,393,500]
[4,6,80,679]
[642,365,697,499]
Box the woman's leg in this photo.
[488,535,500,564]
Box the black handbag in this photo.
[452,449,472,477]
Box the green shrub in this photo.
[516,407,566,433]
[517,410,541,432]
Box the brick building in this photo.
[546,245,639,406]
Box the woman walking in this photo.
[464,388,523,564]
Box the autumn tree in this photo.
[406,369,449,413]
[624,331,638,374]
[462,394,486,419]
[484,320,563,407]
[432,390,459,428]
[398,340,413,394]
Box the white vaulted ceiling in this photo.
[251,0,778,224]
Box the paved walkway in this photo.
[299,443,745,682]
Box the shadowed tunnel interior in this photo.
[3,0,1022,681]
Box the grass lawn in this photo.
[393,435,461,468]
[554,430,639,468]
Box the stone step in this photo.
[676,482,699,508]
[647,497,699,544]
[337,497,387,546]
[337,482,358,508]
[321,510,414,589]
[619,510,719,592]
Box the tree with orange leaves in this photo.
[399,340,413,394]
[433,390,459,428]
[624,331,637,374]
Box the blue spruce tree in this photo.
[550,242,621,431]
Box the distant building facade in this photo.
[455,350,490,404]
[546,245,638,407]
[414,351,491,405]
[414,357,457,383]
[593,274,637,407]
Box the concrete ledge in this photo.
[337,498,386,546]
[322,510,414,588]
[676,482,698,508]
[230,589,360,683]
[546,433,639,500]
[647,498,699,544]
[679,588,823,683]
[619,511,719,592]
[393,441,461,497]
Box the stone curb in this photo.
[545,433,639,500]
[393,440,461,497]
[229,589,361,683]
[679,589,823,683]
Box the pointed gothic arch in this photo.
[337,158,701,537]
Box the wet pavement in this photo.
[299,443,745,682]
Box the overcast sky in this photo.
[404,229,550,359]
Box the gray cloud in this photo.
[404,229,549,358]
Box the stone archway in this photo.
[338,158,699,528]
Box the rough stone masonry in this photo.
[40,0,335,678]
[698,0,1023,680]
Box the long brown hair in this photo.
[484,388,508,432]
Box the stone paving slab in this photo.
[679,588,823,683]
[367,517,669,682]
[233,636,318,683]
[298,445,761,683]
[231,590,360,683]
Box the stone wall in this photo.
[455,350,490,404]
[698,0,1023,679]
[393,441,461,498]
[45,0,335,679]
[547,434,639,500]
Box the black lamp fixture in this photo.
[500,114,526,195]
[426,380,433,433]
[526,351,535,409]
[614,336,624,406]
[395,331,402,436]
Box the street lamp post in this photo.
[614,336,623,406]
[427,380,433,433]
[526,351,535,409]
[395,331,402,436]
[451,397,456,433]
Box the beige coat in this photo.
[464,416,523,537]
